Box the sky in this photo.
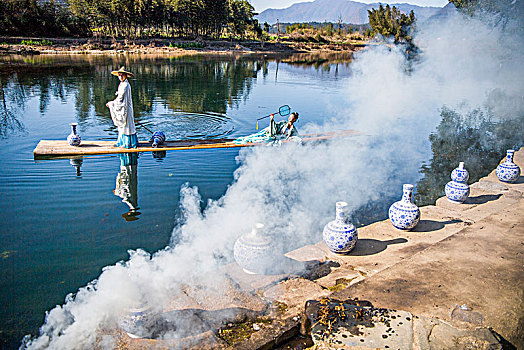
[251,0,449,12]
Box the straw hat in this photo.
[111,66,134,77]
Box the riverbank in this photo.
[108,148,523,349]
[0,37,366,56]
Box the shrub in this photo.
[20,39,53,46]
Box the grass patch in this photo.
[20,39,53,46]
[168,42,204,49]
[275,301,288,314]
[216,317,272,345]
[327,277,357,292]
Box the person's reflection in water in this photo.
[113,152,141,222]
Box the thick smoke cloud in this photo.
[23,6,524,349]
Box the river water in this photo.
[0,52,522,348]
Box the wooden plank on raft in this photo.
[33,129,361,158]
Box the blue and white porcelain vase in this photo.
[322,201,357,254]
[119,303,153,339]
[445,162,470,203]
[233,223,273,274]
[389,184,420,230]
[496,150,520,183]
[151,131,165,148]
[67,123,81,146]
[451,161,469,183]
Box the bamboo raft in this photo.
[33,129,361,158]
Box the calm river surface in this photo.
[0,53,521,348]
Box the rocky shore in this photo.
[105,147,523,349]
[0,37,364,56]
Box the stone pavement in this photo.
[115,148,523,349]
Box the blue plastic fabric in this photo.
[116,133,138,148]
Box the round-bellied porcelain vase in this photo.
[496,150,520,183]
[445,162,470,203]
[233,223,273,275]
[451,161,469,183]
[67,123,81,146]
[119,304,153,339]
[389,184,420,230]
[322,201,358,254]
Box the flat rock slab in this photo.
[264,278,330,314]
[222,262,292,293]
[305,299,413,349]
[331,199,524,347]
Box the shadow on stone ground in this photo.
[413,219,463,232]
[347,238,408,256]
[464,193,502,204]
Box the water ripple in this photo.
[137,112,234,140]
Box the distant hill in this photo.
[255,0,442,25]
[426,2,458,22]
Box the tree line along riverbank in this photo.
[0,36,368,56]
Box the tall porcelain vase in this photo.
[233,223,273,274]
[67,123,81,146]
[322,201,357,254]
[388,184,420,230]
[496,150,520,183]
[445,162,470,203]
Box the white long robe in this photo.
[114,164,138,211]
[108,80,136,135]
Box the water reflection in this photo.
[0,54,269,139]
[0,78,25,138]
[415,107,524,206]
[280,52,354,71]
[152,150,167,160]
[114,153,141,222]
[69,157,83,176]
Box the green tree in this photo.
[368,4,416,44]
[1,0,259,39]
[228,0,255,39]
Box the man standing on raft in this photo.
[106,67,138,148]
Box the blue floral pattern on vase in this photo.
[451,161,469,183]
[322,201,357,254]
[496,150,520,183]
[67,123,81,146]
[445,162,470,203]
[151,131,166,148]
[119,303,153,339]
[233,223,273,274]
[389,184,420,230]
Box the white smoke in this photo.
[23,8,524,349]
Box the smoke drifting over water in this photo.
[23,8,524,349]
